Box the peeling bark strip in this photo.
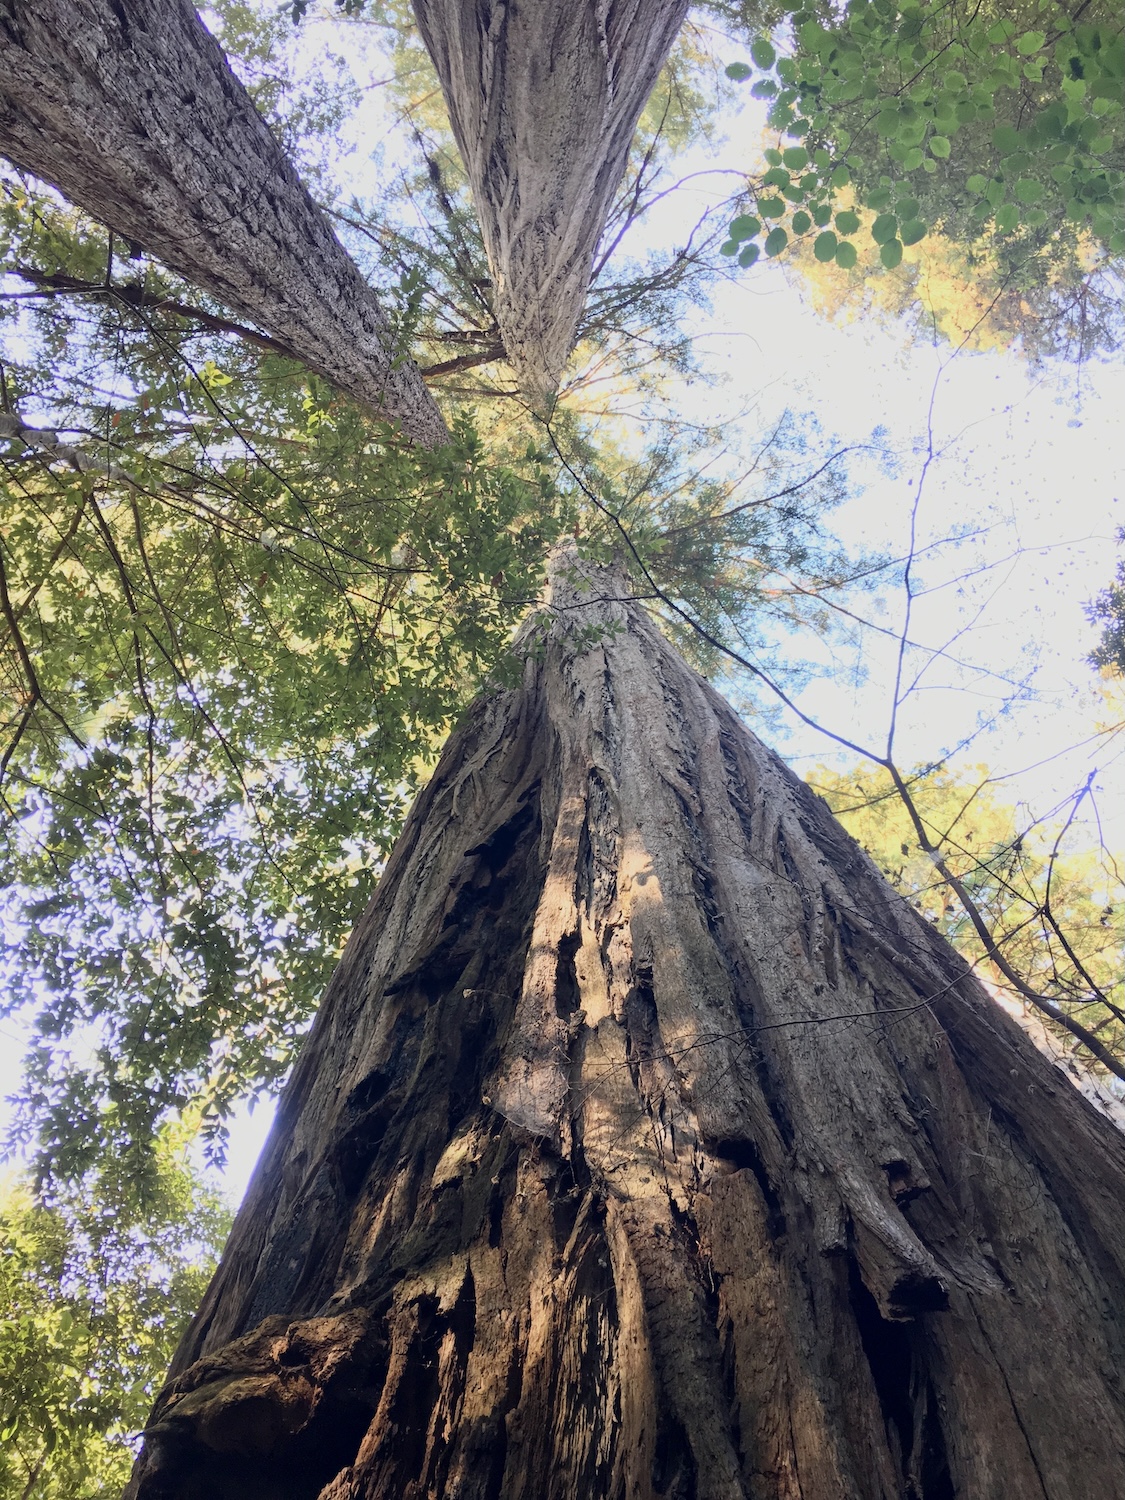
[127,549,1125,1498]
[412,0,689,406]
[0,0,448,447]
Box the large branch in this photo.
[0,0,449,447]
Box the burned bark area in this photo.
[127,558,1125,1500]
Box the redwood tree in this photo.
[0,5,1122,1498]
[123,552,1125,1500]
[126,551,1125,1498]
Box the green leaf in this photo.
[995,202,1020,231]
[737,243,761,267]
[871,213,899,245]
[986,19,1016,44]
[725,62,752,81]
[751,37,777,69]
[1014,178,1043,203]
[751,79,778,98]
[764,226,789,257]
[966,173,989,195]
[835,240,858,269]
[929,134,951,159]
[879,239,904,269]
[1002,150,1032,176]
[719,240,740,256]
[783,146,810,170]
[830,163,851,188]
[814,230,838,262]
[900,218,927,245]
[835,209,861,234]
[876,109,900,138]
[764,148,783,166]
[994,125,1022,153]
[792,210,812,235]
[729,214,761,241]
[902,147,925,171]
[1017,31,1045,56]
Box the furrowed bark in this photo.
[127,550,1125,1500]
[411,0,689,407]
[0,0,449,446]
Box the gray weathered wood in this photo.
[126,550,1125,1499]
[0,0,449,446]
[412,0,690,407]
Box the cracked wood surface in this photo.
[0,0,449,446]
[126,550,1125,1499]
[411,0,689,407]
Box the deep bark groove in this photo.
[127,551,1125,1498]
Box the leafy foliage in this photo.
[0,1136,229,1500]
[0,174,563,1176]
[1088,529,1125,675]
[779,198,1118,357]
[719,0,1124,357]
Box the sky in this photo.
[2,4,1122,1209]
[692,249,1124,815]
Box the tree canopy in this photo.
[0,1135,228,1500]
[0,6,1122,1483]
[717,0,1124,358]
[1089,530,1125,673]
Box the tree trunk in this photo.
[126,549,1125,1500]
[411,0,689,407]
[0,0,448,447]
